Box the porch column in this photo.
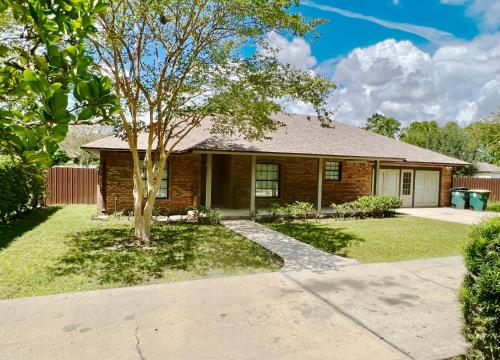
[205,153,212,208]
[250,155,256,213]
[317,157,323,211]
[373,160,380,195]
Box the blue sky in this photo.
[269,0,500,126]
[301,0,479,59]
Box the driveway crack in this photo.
[282,272,414,360]
[135,321,146,360]
[402,268,457,291]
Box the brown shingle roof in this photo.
[82,113,468,166]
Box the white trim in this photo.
[205,153,212,208]
[317,158,323,211]
[250,155,256,213]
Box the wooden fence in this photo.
[46,167,98,205]
[453,177,500,202]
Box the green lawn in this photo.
[267,216,472,263]
[0,205,281,299]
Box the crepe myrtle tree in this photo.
[0,0,118,167]
[91,0,336,243]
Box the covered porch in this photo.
[198,151,381,217]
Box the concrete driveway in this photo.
[399,207,497,225]
[0,256,466,360]
[0,272,404,360]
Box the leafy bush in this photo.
[268,201,319,221]
[459,217,500,359]
[0,156,45,223]
[192,206,221,225]
[330,195,402,219]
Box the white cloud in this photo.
[303,0,457,45]
[261,30,500,127]
[322,34,500,126]
[441,0,500,31]
[258,31,316,70]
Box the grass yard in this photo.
[267,215,472,263]
[486,202,500,212]
[0,205,281,299]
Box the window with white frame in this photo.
[325,161,341,181]
[256,163,279,198]
[141,161,168,198]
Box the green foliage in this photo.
[486,203,500,212]
[466,112,500,165]
[363,113,401,138]
[268,201,319,220]
[460,217,500,359]
[399,120,488,166]
[330,195,402,219]
[0,156,45,223]
[0,0,118,166]
[192,206,221,225]
[51,150,70,165]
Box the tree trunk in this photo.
[134,202,153,244]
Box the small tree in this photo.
[91,0,335,243]
[0,0,117,166]
[363,113,401,138]
[60,125,110,165]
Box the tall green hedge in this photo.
[0,156,45,223]
[460,216,500,359]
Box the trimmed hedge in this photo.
[330,195,402,219]
[0,156,45,223]
[268,201,319,220]
[460,217,500,359]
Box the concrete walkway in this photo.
[223,220,467,360]
[398,207,497,225]
[223,220,359,272]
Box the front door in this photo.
[377,169,400,197]
[414,171,439,207]
[400,170,414,207]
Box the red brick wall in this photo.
[255,156,319,208]
[98,151,454,213]
[99,151,201,214]
[214,156,373,209]
[440,167,453,206]
[322,160,373,206]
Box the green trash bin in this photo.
[468,189,491,212]
[450,187,469,209]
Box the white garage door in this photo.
[377,169,400,197]
[414,171,439,207]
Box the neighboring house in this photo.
[473,162,500,178]
[82,113,468,214]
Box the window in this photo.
[325,161,341,181]
[402,171,412,196]
[141,161,168,198]
[256,163,279,198]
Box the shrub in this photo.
[192,206,221,225]
[0,156,45,223]
[268,201,319,221]
[459,217,500,359]
[330,195,402,219]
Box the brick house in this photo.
[82,113,467,215]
